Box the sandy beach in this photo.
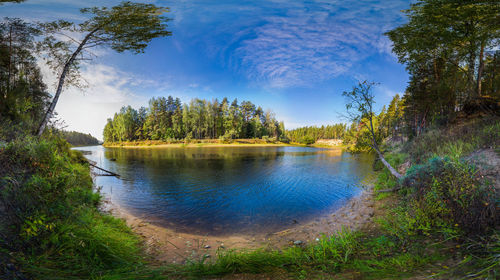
[101,185,376,264]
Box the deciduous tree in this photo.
[37,1,172,135]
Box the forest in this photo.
[0,0,499,279]
[103,97,287,143]
[286,124,347,144]
[60,130,100,146]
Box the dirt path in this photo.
[103,187,376,264]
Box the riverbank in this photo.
[101,185,376,264]
[102,138,344,148]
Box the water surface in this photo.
[75,145,374,236]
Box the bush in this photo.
[0,136,145,278]
[279,134,290,143]
[399,157,497,237]
[184,133,193,144]
[299,136,315,145]
[218,134,232,144]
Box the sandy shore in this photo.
[101,186,375,264]
[102,140,343,149]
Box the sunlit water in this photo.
[74,145,374,236]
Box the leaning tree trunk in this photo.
[373,146,403,179]
[37,29,99,136]
[368,112,403,180]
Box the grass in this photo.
[0,135,155,279]
[405,116,500,163]
[169,228,444,279]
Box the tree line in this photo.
[103,96,286,142]
[285,124,347,144]
[60,130,100,146]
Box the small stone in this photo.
[293,240,304,246]
[204,245,211,249]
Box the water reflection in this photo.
[75,146,374,236]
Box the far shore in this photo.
[102,139,344,149]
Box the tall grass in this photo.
[405,117,500,163]
[0,136,152,279]
[177,227,439,279]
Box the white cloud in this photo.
[168,0,410,89]
[39,62,165,140]
[228,0,409,88]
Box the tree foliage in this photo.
[36,1,172,135]
[60,130,100,146]
[286,124,347,144]
[103,97,285,142]
[386,0,500,137]
[0,18,49,139]
[343,81,403,179]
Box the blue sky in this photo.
[1,0,411,139]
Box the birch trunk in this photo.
[37,29,99,136]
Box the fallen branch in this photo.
[88,162,120,178]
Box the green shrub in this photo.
[218,134,232,143]
[400,157,497,236]
[0,136,146,278]
[299,135,315,145]
[279,134,290,143]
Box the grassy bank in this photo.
[0,135,158,279]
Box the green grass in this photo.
[405,117,500,163]
[169,228,443,279]
[0,135,155,279]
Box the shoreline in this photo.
[102,139,343,149]
[101,185,375,264]
[104,143,293,148]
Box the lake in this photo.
[75,145,375,236]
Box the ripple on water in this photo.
[74,145,374,236]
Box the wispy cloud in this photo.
[229,0,409,88]
[170,0,410,88]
